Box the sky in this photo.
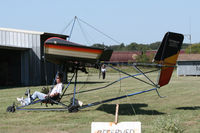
[0,0,199,46]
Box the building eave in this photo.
[0,27,44,34]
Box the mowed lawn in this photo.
[1,68,200,133]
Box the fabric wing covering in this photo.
[44,37,113,65]
[154,32,184,87]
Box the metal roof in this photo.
[0,27,44,34]
[178,54,200,61]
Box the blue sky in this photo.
[0,0,199,45]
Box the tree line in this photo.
[92,42,200,63]
[92,42,191,51]
[185,43,200,54]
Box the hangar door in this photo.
[0,49,21,86]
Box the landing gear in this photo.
[68,98,83,113]
[6,102,16,113]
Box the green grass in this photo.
[1,69,200,133]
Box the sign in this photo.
[91,122,141,133]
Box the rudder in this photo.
[154,32,184,87]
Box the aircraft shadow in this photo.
[176,106,200,110]
[96,103,165,115]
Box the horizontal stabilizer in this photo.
[154,32,184,87]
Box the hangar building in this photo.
[0,28,68,86]
[177,54,200,76]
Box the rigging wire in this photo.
[77,67,90,93]
[60,18,74,34]
[117,66,137,115]
[78,17,121,44]
[61,16,121,45]
[118,68,122,94]
[59,16,162,113]
[68,16,77,41]
[107,64,157,87]
[64,69,159,96]
[76,18,91,45]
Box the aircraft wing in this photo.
[44,37,113,65]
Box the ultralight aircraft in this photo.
[7,31,184,113]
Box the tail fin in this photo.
[154,32,184,87]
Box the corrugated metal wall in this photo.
[177,61,200,76]
[0,28,42,49]
[0,28,68,86]
[0,28,43,86]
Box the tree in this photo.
[135,52,149,63]
[181,43,190,49]
[92,43,107,49]
[92,41,191,52]
[135,51,155,63]
[126,42,138,51]
[185,43,200,54]
[110,43,125,51]
[149,42,160,50]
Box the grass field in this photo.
[1,67,200,133]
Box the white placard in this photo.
[91,122,141,133]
